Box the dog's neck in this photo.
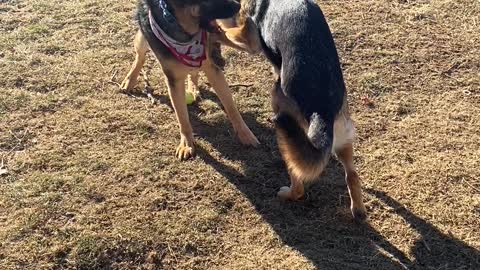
[153,0,200,43]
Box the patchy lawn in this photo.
[0,0,479,269]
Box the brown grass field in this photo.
[1,0,479,269]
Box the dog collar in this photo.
[149,10,207,68]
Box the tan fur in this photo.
[217,18,237,28]
[217,0,261,54]
[121,3,259,161]
[277,127,329,182]
[222,17,261,54]
[275,96,366,221]
[209,28,254,53]
[121,31,149,92]
[170,2,201,34]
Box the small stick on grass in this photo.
[421,238,431,252]
[106,69,120,89]
[461,178,480,193]
[110,69,118,81]
[230,83,254,88]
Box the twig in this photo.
[421,238,431,252]
[64,70,73,85]
[461,178,480,193]
[105,68,121,89]
[167,243,178,263]
[110,69,118,81]
[106,80,121,87]
[443,60,467,74]
[371,241,410,270]
[230,83,253,88]
[9,129,25,142]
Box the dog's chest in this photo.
[149,10,207,68]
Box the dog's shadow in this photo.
[143,86,480,269]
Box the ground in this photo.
[0,0,479,269]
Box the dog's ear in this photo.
[223,17,261,54]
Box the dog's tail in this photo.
[274,112,332,182]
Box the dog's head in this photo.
[199,0,240,20]
[174,0,240,29]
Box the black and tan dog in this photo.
[121,0,259,160]
[221,0,367,220]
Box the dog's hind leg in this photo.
[335,143,367,221]
[278,172,305,201]
[333,113,367,221]
[121,30,149,92]
[275,128,326,201]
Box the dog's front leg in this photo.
[121,30,148,92]
[165,71,196,160]
[202,63,259,147]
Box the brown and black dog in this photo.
[121,0,259,160]
[220,0,367,221]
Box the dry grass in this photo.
[1,0,479,269]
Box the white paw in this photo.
[277,186,291,199]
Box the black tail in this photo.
[274,112,332,180]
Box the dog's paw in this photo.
[278,186,303,200]
[351,204,367,222]
[175,144,196,161]
[277,186,304,200]
[277,186,292,200]
[236,126,260,147]
[120,76,137,92]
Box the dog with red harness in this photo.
[121,0,259,160]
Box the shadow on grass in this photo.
[183,87,480,269]
[365,189,480,270]
[127,85,479,269]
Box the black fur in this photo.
[199,0,241,29]
[249,0,345,159]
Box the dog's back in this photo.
[252,0,345,170]
[253,0,345,118]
